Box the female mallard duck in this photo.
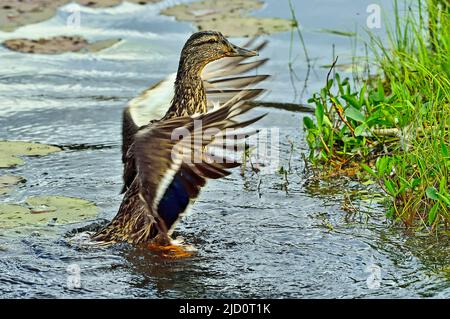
[92,31,269,250]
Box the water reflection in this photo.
[122,246,214,298]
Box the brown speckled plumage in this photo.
[92,31,269,245]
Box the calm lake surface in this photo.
[1,0,450,298]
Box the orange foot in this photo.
[146,242,196,259]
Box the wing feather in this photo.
[133,100,267,234]
[121,39,269,194]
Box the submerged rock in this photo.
[3,36,121,54]
[161,0,294,37]
[0,140,61,168]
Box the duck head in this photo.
[178,31,258,77]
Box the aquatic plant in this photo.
[0,175,25,195]
[0,196,98,235]
[0,140,61,168]
[303,0,450,233]
[161,0,294,37]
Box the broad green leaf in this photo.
[315,103,324,129]
[323,115,333,128]
[426,187,439,200]
[440,177,447,194]
[361,164,377,178]
[342,95,361,109]
[441,139,449,158]
[384,179,397,196]
[344,106,365,122]
[354,125,366,137]
[303,117,316,130]
[359,83,367,106]
[376,157,389,176]
[428,203,439,224]
[438,193,450,207]
[326,79,334,91]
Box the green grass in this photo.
[302,0,449,233]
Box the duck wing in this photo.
[132,90,266,236]
[120,38,269,193]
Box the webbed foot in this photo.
[146,235,196,258]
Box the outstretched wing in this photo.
[133,91,266,236]
[120,38,269,193]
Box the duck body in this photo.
[92,31,269,246]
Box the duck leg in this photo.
[147,234,196,258]
[144,217,195,258]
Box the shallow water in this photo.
[1,0,450,298]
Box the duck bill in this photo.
[228,44,258,57]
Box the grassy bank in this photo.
[303,0,449,233]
